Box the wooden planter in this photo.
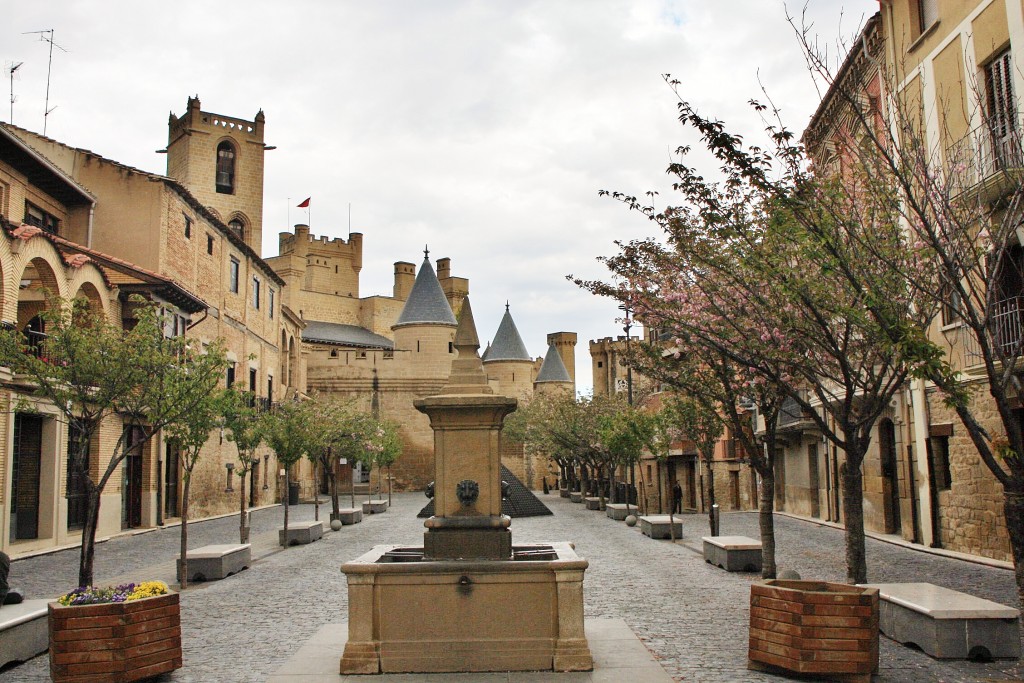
[749,579,879,683]
[49,592,182,683]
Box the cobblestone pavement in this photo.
[5,493,1024,682]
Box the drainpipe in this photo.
[86,202,95,249]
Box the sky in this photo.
[3,0,878,395]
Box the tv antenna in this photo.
[7,62,23,124]
[23,29,68,135]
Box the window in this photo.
[183,214,192,239]
[917,0,938,34]
[226,364,235,388]
[929,435,952,491]
[268,288,275,318]
[941,278,963,325]
[228,218,244,241]
[216,141,236,194]
[252,276,261,310]
[985,50,1018,170]
[267,376,273,401]
[229,257,240,293]
[207,234,214,255]
[249,368,257,393]
[24,201,59,234]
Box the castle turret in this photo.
[483,304,534,398]
[392,249,457,359]
[547,332,577,386]
[534,344,574,396]
[394,261,416,300]
[166,96,269,255]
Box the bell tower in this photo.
[165,96,268,256]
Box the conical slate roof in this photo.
[483,304,530,362]
[394,250,457,328]
[418,464,553,518]
[535,344,572,383]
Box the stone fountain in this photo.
[339,298,593,674]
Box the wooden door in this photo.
[12,414,43,540]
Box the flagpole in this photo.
[287,197,291,232]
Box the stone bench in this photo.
[279,520,324,546]
[569,492,584,503]
[702,535,762,572]
[336,507,363,525]
[638,515,684,539]
[605,503,634,521]
[559,488,570,498]
[362,499,388,514]
[182,543,251,582]
[860,582,1020,660]
[0,599,48,668]
[584,497,605,511]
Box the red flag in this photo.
[297,197,310,208]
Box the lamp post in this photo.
[619,303,635,508]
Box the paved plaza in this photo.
[4,492,1024,682]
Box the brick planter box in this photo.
[749,580,878,683]
[49,592,182,683]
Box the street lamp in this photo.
[619,303,635,507]
[619,303,634,406]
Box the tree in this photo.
[628,337,787,578]
[165,387,230,589]
[663,394,723,535]
[357,418,403,504]
[787,12,1024,608]
[261,398,319,545]
[323,404,378,515]
[596,402,652,515]
[222,387,265,543]
[0,296,228,586]
[576,73,931,584]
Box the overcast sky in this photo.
[4,0,877,395]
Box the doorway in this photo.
[11,414,44,541]
[879,419,901,535]
[164,443,180,519]
[121,426,145,529]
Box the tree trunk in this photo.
[179,477,192,590]
[1002,486,1024,617]
[759,467,777,580]
[841,462,868,584]
[78,486,101,587]
[282,469,291,546]
[238,469,248,544]
[313,460,320,522]
[330,469,340,519]
[706,458,717,536]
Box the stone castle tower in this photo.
[166,96,268,255]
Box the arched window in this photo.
[216,141,236,194]
[228,218,244,240]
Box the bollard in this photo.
[711,504,721,537]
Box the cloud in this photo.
[2,0,878,394]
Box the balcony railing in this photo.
[952,122,1023,188]
[963,296,1024,366]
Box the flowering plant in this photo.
[57,581,169,606]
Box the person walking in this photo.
[672,482,682,514]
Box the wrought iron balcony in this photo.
[962,296,1024,366]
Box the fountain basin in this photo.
[339,541,593,674]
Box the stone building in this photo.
[0,97,307,557]
[269,225,578,490]
[769,0,1024,564]
[589,327,757,516]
